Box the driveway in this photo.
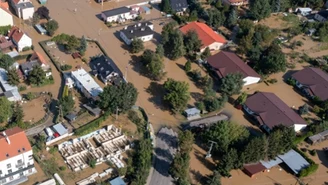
[25,114,54,136]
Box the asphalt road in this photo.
[25,115,54,136]
[148,127,178,185]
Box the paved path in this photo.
[148,127,178,185]
[25,115,54,136]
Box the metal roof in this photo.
[53,123,68,136]
[102,7,130,17]
[0,68,21,101]
[309,129,328,143]
[71,68,103,97]
[260,158,283,169]
[278,149,310,174]
[184,108,200,115]
[34,24,47,34]
[109,177,126,185]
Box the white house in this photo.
[120,22,154,45]
[222,0,248,6]
[0,127,36,185]
[8,0,34,20]
[206,51,261,86]
[296,7,312,16]
[315,10,328,22]
[179,22,227,52]
[8,26,32,52]
[101,7,138,23]
[0,6,14,27]
[70,68,103,100]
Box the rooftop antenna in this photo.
[205,140,217,158]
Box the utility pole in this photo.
[205,140,217,158]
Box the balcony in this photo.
[16,162,24,168]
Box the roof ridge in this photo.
[310,67,328,84]
[260,92,296,124]
[221,51,251,76]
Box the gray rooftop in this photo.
[120,22,154,39]
[260,158,283,169]
[188,114,229,128]
[309,129,328,143]
[21,61,40,75]
[184,108,200,116]
[170,0,188,12]
[53,123,68,136]
[0,68,21,101]
[34,24,47,34]
[278,149,310,174]
[102,7,130,17]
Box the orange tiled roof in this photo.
[30,51,47,65]
[0,127,32,161]
[8,26,24,43]
[179,22,227,49]
[0,1,9,9]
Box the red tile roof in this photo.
[243,163,266,177]
[8,26,25,43]
[0,127,32,161]
[292,67,328,101]
[207,51,260,78]
[179,22,227,49]
[0,1,9,10]
[30,51,47,65]
[245,92,307,129]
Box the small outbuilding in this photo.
[83,103,102,116]
[72,52,82,59]
[34,24,47,35]
[65,113,77,122]
[109,177,126,185]
[243,163,266,178]
[39,0,47,5]
[308,129,328,145]
[184,108,201,120]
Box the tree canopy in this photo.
[28,65,46,86]
[184,30,202,55]
[7,68,20,86]
[205,171,222,185]
[79,35,88,55]
[141,50,166,81]
[163,78,190,112]
[99,82,138,113]
[45,19,59,36]
[249,0,271,20]
[220,73,245,96]
[0,97,12,123]
[256,43,287,74]
[35,6,50,20]
[160,0,172,14]
[60,95,75,116]
[0,53,14,70]
[131,38,145,53]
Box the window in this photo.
[28,169,32,173]
[19,172,24,177]
[0,170,2,175]
[9,176,13,180]
[17,159,22,164]
[7,164,11,169]
[28,155,33,160]
[8,170,12,174]
[1,179,6,183]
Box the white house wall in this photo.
[243,76,261,86]
[201,42,224,52]
[21,7,34,20]
[17,34,32,52]
[0,9,14,26]
[294,124,307,132]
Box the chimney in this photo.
[124,26,127,30]
[3,132,10,145]
[131,30,133,33]
[138,23,141,27]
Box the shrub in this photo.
[60,64,72,71]
[299,164,319,177]
[293,131,313,145]
[74,115,107,136]
[184,61,191,72]
[49,147,58,154]
[312,105,321,114]
[25,92,36,100]
[18,85,27,92]
[309,150,316,156]
[59,166,66,171]
[267,78,278,84]
[287,78,296,86]
[22,46,31,51]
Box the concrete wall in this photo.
[200,42,224,52]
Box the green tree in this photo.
[28,65,46,85]
[242,136,267,163]
[207,8,226,28]
[165,30,185,60]
[160,0,172,13]
[220,73,245,96]
[195,101,205,113]
[88,158,96,168]
[99,82,138,113]
[0,25,11,35]
[236,92,248,105]
[45,19,59,36]
[66,35,80,52]
[79,35,88,55]
[299,103,309,115]
[217,148,241,176]
[7,68,20,86]
[319,22,328,42]
[203,120,249,153]
[60,95,74,116]
[238,28,254,54]
[204,96,227,112]
[10,103,24,128]
[257,43,287,74]
[0,53,14,70]
[131,38,145,53]
[156,44,164,58]
[0,97,12,123]
[163,78,190,112]
[32,13,40,25]
[205,170,221,185]
[250,0,271,20]
[146,54,166,81]
[184,30,202,55]
[226,6,238,28]
[201,47,211,59]
[161,21,178,46]
[267,125,295,159]
[184,61,191,72]
[178,130,194,154]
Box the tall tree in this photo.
[66,35,80,52]
[201,47,211,59]
[28,65,46,86]
[7,69,20,86]
[163,78,190,112]
[249,0,271,20]
[45,19,59,36]
[156,44,164,58]
[79,35,88,55]
[32,13,40,25]
[242,136,267,163]
[184,30,202,55]
[220,73,245,96]
[267,125,295,159]
[160,0,172,14]
[99,82,138,113]
[165,30,185,60]
[226,6,238,28]
[131,38,145,53]
[205,170,221,185]
[60,95,75,116]
[238,28,254,54]
[161,21,178,46]
[0,53,14,70]
[256,43,287,74]
[0,97,12,123]
[207,8,226,28]
[10,103,24,128]
[35,6,50,20]
[217,148,241,176]
[145,53,166,81]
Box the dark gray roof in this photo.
[65,113,77,121]
[318,10,328,19]
[90,55,123,80]
[102,7,130,17]
[16,2,34,9]
[20,61,39,74]
[4,91,14,98]
[83,103,102,116]
[120,22,154,39]
[170,0,188,12]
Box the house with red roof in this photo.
[206,51,261,86]
[0,127,36,184]
[243,92,307,132]
[21,51,51,77]
[179,22,227,52]
[0,1,13,26]
[223,0,248,6]
[8,26,32,52]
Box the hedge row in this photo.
[293,147,319,177]
[293,131,313,145]
[74,113,108,136]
